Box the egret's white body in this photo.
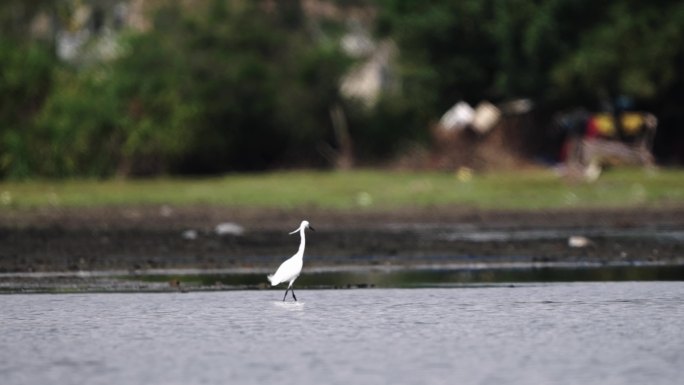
[267,220,314,301]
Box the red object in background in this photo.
[586,117,600,138]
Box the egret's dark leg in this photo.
[282,287,290,302]
[291,286,297,302]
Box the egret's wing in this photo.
[268,256,301,286]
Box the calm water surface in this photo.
[1,282,683,385]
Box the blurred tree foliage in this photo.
[0,1,56,178]
[2,0,352,178]
[174,0,352,173]
[1,0,684,178]
[376,0,684,112]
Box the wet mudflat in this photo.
[2,207,684,273]
[2,263,684,293]
[1,206,683,293]
[2,282,683,385]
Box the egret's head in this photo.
[290,220,314,234]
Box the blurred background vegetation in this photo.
[1,0,683,179]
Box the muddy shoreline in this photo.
[2,206,683,274]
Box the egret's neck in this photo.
[296,228,306,257]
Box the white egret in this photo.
[267,220,315,301]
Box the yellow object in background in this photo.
[593,113,645,137]
[594,114,616,136]
[621,113,644,135]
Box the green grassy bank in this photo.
[1,168,682,211]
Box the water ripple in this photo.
[1,283,683,385]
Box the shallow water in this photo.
[2,282,683,385]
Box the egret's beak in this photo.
[309,225,315,231]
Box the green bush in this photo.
[33,30,197,177]
[0,38,55,178]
